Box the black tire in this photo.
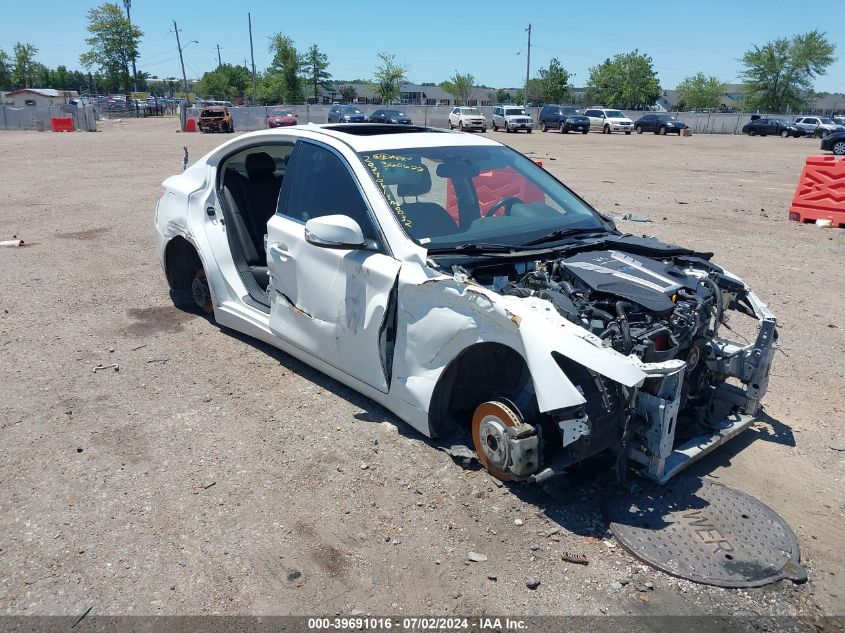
[624,131,631,135]
[821,129,830,138]
[603,124,610,134]
[562,127,569,134]
[659,126,667,135]
[833,141,845,156]
[635,125,643,134]
[527,128,532,133]
[749,129,757,136]
[540,122,547,132]
[582,129,588,134]
[459,121,464,132]
[781,129,789,138]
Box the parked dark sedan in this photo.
[267,109,298,128]
[328,105,368,123]
[538,104,590,133]
[634,114,688,135]
[741,118,801,138]
[821,130,845,155]
[368,108,412,124]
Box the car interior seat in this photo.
[220,151,283,292]
[397,165,458,241]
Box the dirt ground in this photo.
[0,118,842,623]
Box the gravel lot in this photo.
[0,119,842,622]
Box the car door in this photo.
[641,115,654,131]
[265,140,402,392]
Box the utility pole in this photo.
[523,24,531,108]
[173,21,189,103]
[248,13,257,106]
[123,0,138,93]
[216,44,223,68]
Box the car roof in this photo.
[243,124,502,152]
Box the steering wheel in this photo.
[483,196,524,218]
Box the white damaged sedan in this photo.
[155,124,777,483]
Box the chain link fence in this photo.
[180,103,776,135]
[0,104,97,131]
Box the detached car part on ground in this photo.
[198,106,234,133]
[156,124,777,485]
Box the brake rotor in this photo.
[471,401,522,482]
[608,477,807,588]
[191,269,213,314]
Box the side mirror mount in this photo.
[304,214,367,249]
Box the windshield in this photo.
[461,108,481,116]
[605,110,625,118]
[358,146,605,248]
[270,110,293,117]
[561,107,578,114]
[820,117,834,124]
[343,107,363,114]
[504,108,527,116]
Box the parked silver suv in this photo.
[491,106,534,133]
[793,116,845,138]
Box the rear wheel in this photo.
[833,141,845,156]
[459,121,465,132]
[781,129,789,138]
[659,126,667,135]
[191,269,214,315]
[635,125,643,134]
[604,124,610,134]
[540,121,547,132]
[582,128,589,134]
[749,129,757,136]
[562,127,569,134]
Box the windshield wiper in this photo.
[520,227,609,247]
[426,242,517,255]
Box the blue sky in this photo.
[2,0,844,92]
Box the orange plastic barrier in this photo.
[51,117,74,132]
[185,118,197,132]
[789,156,845,227]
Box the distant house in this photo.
[316,82,496,106]
[3,88,79,107]
[657,84,844,114]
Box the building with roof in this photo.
[317,82,497,106]
[3,88,79,107]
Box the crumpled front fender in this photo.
[391,263,649,434]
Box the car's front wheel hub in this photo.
[471,401,540,481]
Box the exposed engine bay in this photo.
[437,240,778,484]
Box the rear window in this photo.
[201,109,224,118]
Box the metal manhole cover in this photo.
[608,477,807,588]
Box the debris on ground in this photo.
[560,551,589,565]
[468,551,487,562]
[92,363,119,372]
[1,239,25,247]
[526,579,541,590]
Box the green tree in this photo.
[496,88,511,104]
[339,84,357,103]
[305,44,332,101]
[677,72,725,110]
[373,52,406,103]
[79,3,143,94]
[0,49,11,89]
[266,34,304,103]
[536,58,571,104]
[513,79,542,105]
[440,71,475,105]
[197,64,252,100]
[740,30,836,112]
[12,42,38,88]
[586,50,660,109]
